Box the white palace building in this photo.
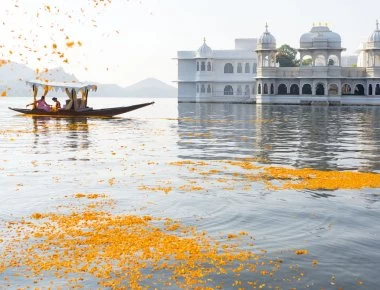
[176,38,258,103]
[176,21,380,105]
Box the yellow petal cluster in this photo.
[0,194,295,289]
[166,160,380,192]
[263,167,380,190]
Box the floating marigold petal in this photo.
[295,249,309,255]
[66,41,75,48]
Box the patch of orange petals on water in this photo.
[263,167,380,190]
[0,193,288,289]
[184,160,380,191]
[138,185,173,194]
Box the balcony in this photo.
[341,67,366,78]
[197,91,253,98]
[365,67,380,78]
[258,66,346,78]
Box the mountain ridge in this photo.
[0,61,177,98]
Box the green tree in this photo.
[276,44,299,67]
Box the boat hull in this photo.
[9,102,154,117]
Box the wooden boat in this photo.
[8,80,154,117]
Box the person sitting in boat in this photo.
[27,95,51,111]
[52,97,61,111]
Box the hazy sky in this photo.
[0,0,379,87]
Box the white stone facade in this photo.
[256,22,380,105]
[176,38,257,103]
[177,22,380,105]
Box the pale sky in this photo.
[0,0,379,87]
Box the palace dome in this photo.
[258,24,276,50]
[300,25,341,48]
[368,20,380,48]
[196,39,213,58]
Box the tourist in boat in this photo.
[52,97,61,111]
[27,96,51,112]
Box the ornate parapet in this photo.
[366,67,380,78]
[341,67,367,78]
[256,67,277,78]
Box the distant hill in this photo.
[0,61,177,98]
[0,61,34,96]
[94,78,177,98]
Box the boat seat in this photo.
[64,99,73,110]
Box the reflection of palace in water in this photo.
[177,103,380,171]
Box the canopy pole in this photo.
[43,86,49,97]
[32,85,38,109]
[64,88,73,110]
[72,89,78,111]
[84,88,89,107]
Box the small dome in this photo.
[368,20,380,47]
[258,23,276,49]
[196,38,213,58]
[300,25,341,48]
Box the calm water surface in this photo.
[1,97,380,289]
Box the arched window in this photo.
[224,63,234,73]
[201,84,205,93]
[376,84,380,95]
[290,84,300,95]
[245,63,250,73]
[245,85,250,95]
[263,56,269,67]
[376,55,380,67]
[270,84,274,94]
[237,85,242,95]
[263,83,268,94]
[369,84,373,95]
[328,55,340,66]
[316,83,325,95]
[258,84,262,94]
[301,55,312,66]
[201,62,206,71]
[196,84,199,93]
[342,84,352,95]
[315,55,326,66]
[207,84,212,93]
[237,63,243,73]
[207,62,212,71]
[224,85,234,95]
[302,84,312,95]
[354,84,365,95]
[278,84,287,95]
[196,62,199,71]
[252,63,257,73]
[328,84,338,95]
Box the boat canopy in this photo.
[26,80,97,93]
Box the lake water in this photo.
[1,97,380,289]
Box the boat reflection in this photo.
[177,103,380,171]
[32,116,90,152]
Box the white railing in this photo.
[197,92,253,98]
